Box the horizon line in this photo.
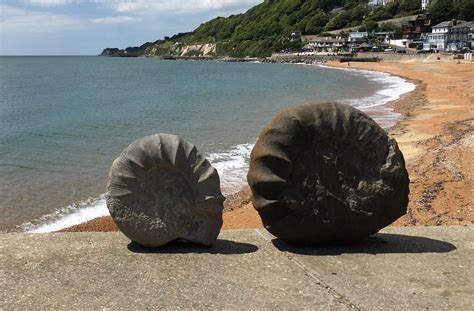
[0,54,98,57]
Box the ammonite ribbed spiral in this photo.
[106,134,224,247]
[248,103,409,244]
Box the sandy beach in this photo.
[61,59,473,233]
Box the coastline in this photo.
[22,62,398,233]
[249,59,473,228]
[34,60,474,233]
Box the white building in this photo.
[370,1,431,15]
[423,21,454,51]
[387,38,412,48]
[349,32,370,42]
[368,0,384,6]
[302,36,347,53]
[422,0,430,10]
[369,0,394,6]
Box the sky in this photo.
[0,0,263,55]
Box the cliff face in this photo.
[99,41,217,58]
[145,43,217,57]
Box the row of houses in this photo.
[302,33,392,54]
[301,16,473,54]
[393,14,473,51]
[390,16,474,52]
[423,20,474,51]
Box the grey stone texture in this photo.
[1,226,472,310]
[248,102,409,244]
[107,134,224,247]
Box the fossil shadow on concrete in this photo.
[128,239,259,255]
[271,233,456,255]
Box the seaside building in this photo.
[447,21,474,50]
[302,36,347,53]
[404,14,432,36]
[348,32,374,52]
[352,42,375,52]
[367,14,433,50]
[423,20,455,51]
[374,31,394,46]
[349,31,371,42]
[400,14,433,49]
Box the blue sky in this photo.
[0,0,262,55]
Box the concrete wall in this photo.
[270,52,455,63]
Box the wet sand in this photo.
[62,60,473,232]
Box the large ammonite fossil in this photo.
[107,134,224,247]
[248,103,409,244]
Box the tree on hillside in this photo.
[429,0,458,23]
[305,10,329,34]
[359,20,379,32]
[349,5,368,22]
[385,2,400,15]
[325,12,350,30]
[399,0,421,12]
[457,0,474,21]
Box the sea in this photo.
[0,56,415,233]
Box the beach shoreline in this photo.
[20,61,404,233]
[52,60,474,232]
[326,60,473,227]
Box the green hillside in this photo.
[145,0,423,57]
[102,0,473,58]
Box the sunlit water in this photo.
[0,56,414,232]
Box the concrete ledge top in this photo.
[1,226,473,310]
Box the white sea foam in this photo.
[24,143,255,233]
[23,196,109,233]
[24,65,415,233]
[207,143,255,195]
[317,64,416,128]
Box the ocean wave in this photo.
[317,64,416,128]
[24,65,415,233]
[207,143,254,195]
[22,195,109,233]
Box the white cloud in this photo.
[25,0,77,6]
[0,4,82,32]
[23,0,263,13]
[111,0,262,15]
[91,15,138,24]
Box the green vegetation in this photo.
[103,0,471,58]
[429,0,474,24]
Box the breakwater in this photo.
[156,52,455,64]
